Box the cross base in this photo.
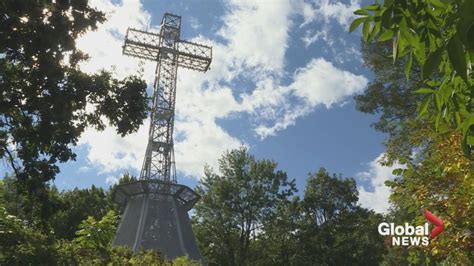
[113,180,203,262]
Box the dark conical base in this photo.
[112,180,202,261]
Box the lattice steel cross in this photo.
[123,13,212,182]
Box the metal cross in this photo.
[123,13,212,182]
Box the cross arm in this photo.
[122,28,161,61]
[175,40,212,72]
[122,28,212,72]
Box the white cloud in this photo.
[249,58,368,138]
[174,120,243,177]
[357,153,403,214]
[298,0,362,66]
[218,0,294,74]
[302,29,328,47]
[78,120,148,174]
[174,72,245,177]
[291,58,367,107]
[300,0,361,28]
[254,104,309,139]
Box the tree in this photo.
[355,41,430,163]
[350,6,474,264]
[1,172,208,264]
[50,185,114,240]
[0,174,62,228]
[193,151,387,266]
[384,132,473,265]
[350,0,474,157]
[253,196,301,265]
[302,168,359,225]
[55,209,185,265]
[0,206,56,265]
[295,168,386,266]
[0,174,116,235]
[0,1,148,197]
[192,147,297,266]
[72,210,118,263]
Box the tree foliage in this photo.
[253,196,300,265]
[50,185,113,239]
[384,132,473,265]
[352,4,474,264]
[0,0,148,195]
[193,149,386,266]
[355,41,429,163]
[0,188,199,265]
[56,210,118,264]
[0,206,56,265]
[193,147,297,265]
[0,174,63,228]
[0,174,113,235]
[294,168,386,266]
[1,151,391,265]
[351,0,474,157]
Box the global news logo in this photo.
[378,209,444,246]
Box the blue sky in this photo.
[1,0,401,213]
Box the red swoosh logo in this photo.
[424,209,444,239]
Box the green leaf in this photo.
[414,88,435,94]
[398,35,411,58]
[354,9,370,16]
[383,0,394,7]
[414,41,426,65]
[392,168,403,175]
[362,20,371,42]
[418,96,431,117]
[349,17,365,33]
[447,34,468,83]
[378,30,394,42]
[365,4,381,11]
[392,36,398,62]
[434,92,442,112]
[427,32,438,51]
[371,20,382,39]
[405,52,413,81]
[430,0,449,9]
[400,17,408,36]
[455,112,461,127]
[461,115,474,137]
[435,112,441,130]
[422,48,443,79]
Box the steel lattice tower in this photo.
[112,13,212,262]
